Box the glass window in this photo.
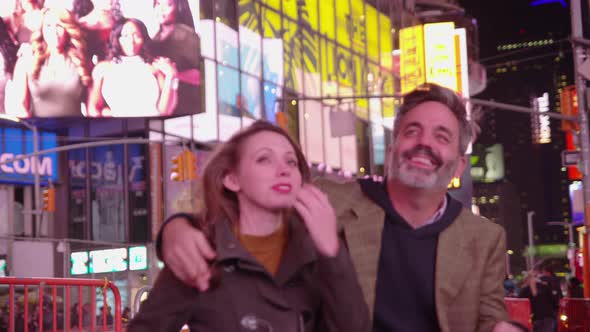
[302,29,320,74]
[239,0,262,77]
[319,0,335,39]
[68,148,87,239]
[366,4,379,63]
[90,145,126,242]
[128,144,148,242]
[263,81,281,123]
[216,0,239,68]
[350,0,366,55]
[262,8,283,84]
[241,73,262,119]
[320,38,337,97]
[262,0,281,11]
[200,0,214,20]
[335,0,351,48]
[336,47,353,95]
[216,24,239,68]
[217,64,241,117]
[302,0,318,31]
[283,17,303,92]
[356,120,371,175]
[379,11,393,70]
[283,0,297,19]
[261,5,281,38]
[216,0,238,28]
[353,54,368,119]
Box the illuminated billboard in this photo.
[71,245,148,275]
[2,0,200,118]
[399,22,464,95]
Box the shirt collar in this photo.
[423,195,448,226]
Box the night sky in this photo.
[459,0,571,59]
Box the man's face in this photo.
[387,101,466,190]
[154,0,176,25]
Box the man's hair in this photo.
[393,83,473,155]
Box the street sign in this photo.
[562,150,581,167]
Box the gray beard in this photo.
[388,157,459,190]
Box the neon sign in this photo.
[530,0,567,7]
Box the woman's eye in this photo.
[256,156,270,163]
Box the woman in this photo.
[129,121,370,332]
[0,17,18,114]
[10,0,43,45]
[9,8,91,117]
[87,18,177,117]
[518,270,558,332]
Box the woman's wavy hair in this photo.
[108,18,153,64]
[0,18,18,75]
[200,121,311,229]
[30,8,91,85]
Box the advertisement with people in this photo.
[0,0,200,118]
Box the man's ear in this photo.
[222,173,240,192]
[453,155,467,179]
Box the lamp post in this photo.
[0,115,41,237]
[527,211,535,271]
[546,221,576,276]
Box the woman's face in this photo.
[20,0,39,12]
[155,0,176,25]
[42,12,68,50]
[223,131,303,212]
[119,21,144,56]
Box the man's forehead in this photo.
[399,102,459,128]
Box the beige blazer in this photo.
[317,179,509,332]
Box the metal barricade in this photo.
[0,277,122,332]
[504,297,533,331]
[558,298,590,332]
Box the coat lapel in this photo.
[435,210,472,332]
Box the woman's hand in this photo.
[153,57,177,79]
[294,185,340,257]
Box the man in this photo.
[151,0,200,116]
[156,84,520,331]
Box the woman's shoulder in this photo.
[91,60,112,78]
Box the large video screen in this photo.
[0,0,200,118]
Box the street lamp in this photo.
[0,115,41,237]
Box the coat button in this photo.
[223,265,235,273]
[227,242,236,249]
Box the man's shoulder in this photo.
[456,209,505,235]
[314,177,368,212]
[314,177,360,194]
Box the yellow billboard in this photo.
[424,22,458,92]
[400,25,426,94]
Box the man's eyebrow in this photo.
[434,125,454,138]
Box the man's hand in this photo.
[161,217,216,291]
[294,185,339,257]
[492,321,529,332]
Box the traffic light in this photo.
[42,187,55,212]
[171,152,185,181]
[184,150,198,181]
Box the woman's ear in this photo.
[222,172,240,192]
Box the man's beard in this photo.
[388,145,459,189]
